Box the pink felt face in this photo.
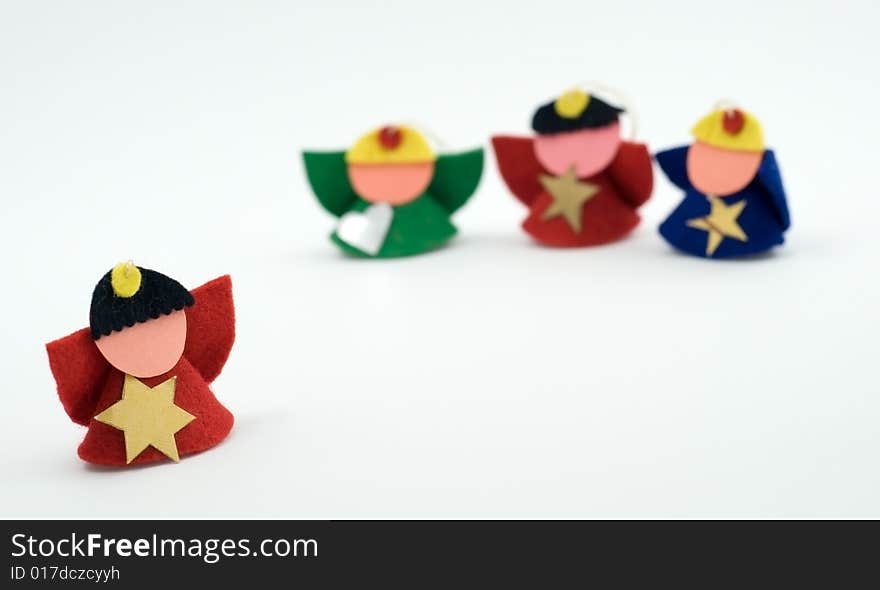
[686,141,763,196]
[347,163,435,205]
[95,309,187,378]
[533,122,622,177]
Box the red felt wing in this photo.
[491,135,545,207]
[46,328,111,426]
[184,275,236,383]
[606,141,654,208]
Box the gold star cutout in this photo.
[538,166,600,233]
[94,374,195,464]
[686,196,749,256]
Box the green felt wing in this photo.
[302,151,358,217]
[427,148,484,214]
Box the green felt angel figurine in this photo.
[303,124,483,258]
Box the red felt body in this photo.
[78,358,234,466]
[45,275,236,466]
[492,136,654,246]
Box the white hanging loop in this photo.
[713,98,740,112]
[571,81,639,141]
[398,120,450,151]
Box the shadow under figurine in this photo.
[655,105,791,258]
[46,263,235,466]
[492,89,653,247]
[303,125,483,258]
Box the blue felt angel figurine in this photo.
[655,105,790,258]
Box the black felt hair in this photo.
[531,95,624,134]
[89,267,194,339]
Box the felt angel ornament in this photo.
[303,124,483,257]
[655,105,790,258]
[492,89,653,247]
[46,263,235,466]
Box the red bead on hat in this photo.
[722,109,745,135]
[378,126,402,150]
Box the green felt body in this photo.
[331,195,457,258]
[303,148,484,258]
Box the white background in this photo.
[1,0,878,518]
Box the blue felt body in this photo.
[655,146,791,259]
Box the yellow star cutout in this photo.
[686,196,749,256]
[538,166,600,233]
[94,374,196,464]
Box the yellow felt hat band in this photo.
[110,262,142,298]
[345,125,436,164]
[691,108,764,152]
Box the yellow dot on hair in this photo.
[110,261,142,298]
[554,89,590,119]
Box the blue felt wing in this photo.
[654,146,692,192]
[755,150,790,231]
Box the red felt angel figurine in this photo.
[492,88,653,246]
[46,262,235,466]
